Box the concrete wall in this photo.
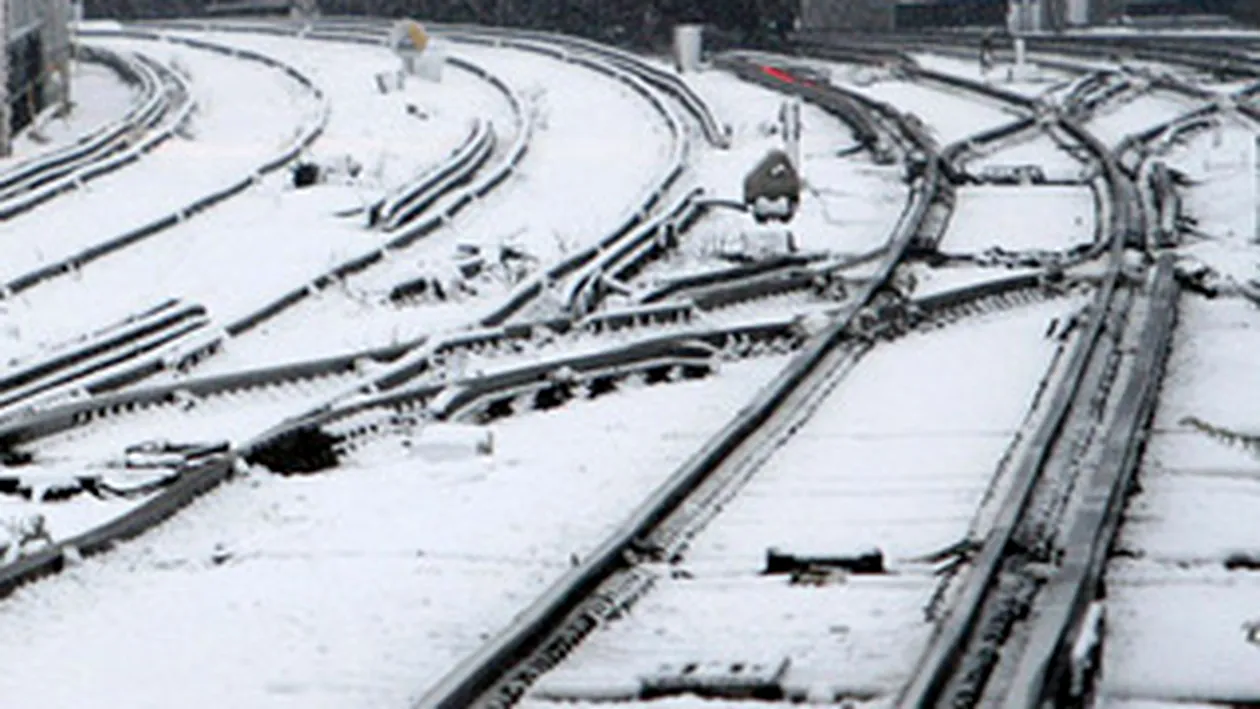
[2,0,72,155]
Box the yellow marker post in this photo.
[406,21,429,52]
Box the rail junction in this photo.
[0,3,1256,708]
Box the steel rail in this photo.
[413,52,944,705]
[2,29,327,301]
[0,21,751,604]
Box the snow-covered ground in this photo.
[940,185,1097,253]
[7,56,139,159]
[1160,119,1260,282]
[1101,296,1260,705]
[0,358,784,709]
[529,296,1088,705]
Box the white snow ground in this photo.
[1161,120,1260,282]
[0,358,783,709]
[966,129,1092,182]
[940,185,1097,253]
[529,296,1088,705]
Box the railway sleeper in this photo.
[763,546,886,577]
[640,659,791,702]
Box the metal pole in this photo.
[0,0,9,157]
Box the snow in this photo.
[0,358,783,709]
[1161,120,1259,278]
[909,51,1074,99]
[186,37,676,372]
[966,129,1092,182]
[532,297,1086,702]
[940,185,1097,253]
[1102,574,1260,703]
[906,263,1045,298]
[1084,89,1201,148]
[1101,296,1260,703]
[7,57,139,160]
[820,62,1026,146]
[0,35,322,363]
[0,33,504,374]
[0,19,1248,706]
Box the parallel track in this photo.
[0,23,1237,709]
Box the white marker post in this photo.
[673,24,703,73]
[780,97,802,173]
[391,19,443,83]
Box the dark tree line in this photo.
[82,0,799,48]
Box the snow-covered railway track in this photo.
[0,21,739,603]
[0,20,806,610]
[142,23,694,374]
[1098,295,1260,707]
[0,31,948,706]
[0,31,325,290]
[412,39,1187,708]
[0,30,328,363]
[0,21,1232,708]
[0,353,789,709]
[415,274,1086,707]
[0,299,209,417]
[0,47,184,218]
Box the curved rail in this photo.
[0,22,710,604]
[2,29,329,300]
[0,55,193,221]
[0,46,168,205]
[435,24,731,150]
[876,44,1177,709]
[374,118,496,231]
[143,16,733,151]
[414,56,945,706]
